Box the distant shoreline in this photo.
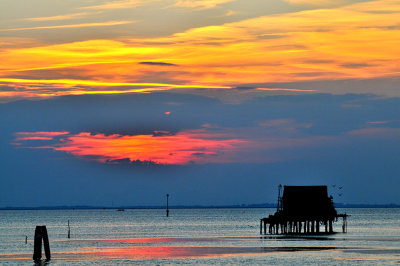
[1,203,399,210]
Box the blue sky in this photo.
[1,92,399,207]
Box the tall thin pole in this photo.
[166,194,169,217]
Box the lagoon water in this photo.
[0,208,399,265]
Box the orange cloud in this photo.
[14,131,246,165]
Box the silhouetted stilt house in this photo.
[260,185,348,234]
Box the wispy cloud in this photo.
[24,12,94,22]
[83,0,233,10]
[284,0,348,6]
[14,131,69,141]
[256,88,316,92]
[0,78,232,100]
[82,0,157,10]
[348,127,400,138]
[1,21,134,31]
[139,61,177,66]
[173,0,235,9]
[0,78,232,89]
[366,120,390,125]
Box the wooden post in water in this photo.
[67,220,70,239]
[33,226,42,261]
[25,235,27,244]
[166,194,169,217]
[264,220,267,235]
[33,226,51,262]
[42,226,51,260]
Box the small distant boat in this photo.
[117,209,125,211]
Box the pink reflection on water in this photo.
[83,246,266,259]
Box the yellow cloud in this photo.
[0,78,232,89]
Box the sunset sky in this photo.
[1,0,399,207]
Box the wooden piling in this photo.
[42,226,51,260]
[342,216,347,233]
[33,226,51,262]
[166,194,169,217]
[68,220,70,239]
[264,220,267,235]
[33,226,42,261]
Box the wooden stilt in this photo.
[33,226,42,262]
[32,226,51,262]
[264,220,267,235]
[68,220,70,239]
[42,226,51,260]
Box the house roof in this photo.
[281,185,337,218]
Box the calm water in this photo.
[0,208,399,265]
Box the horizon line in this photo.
[1,202,399,210]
